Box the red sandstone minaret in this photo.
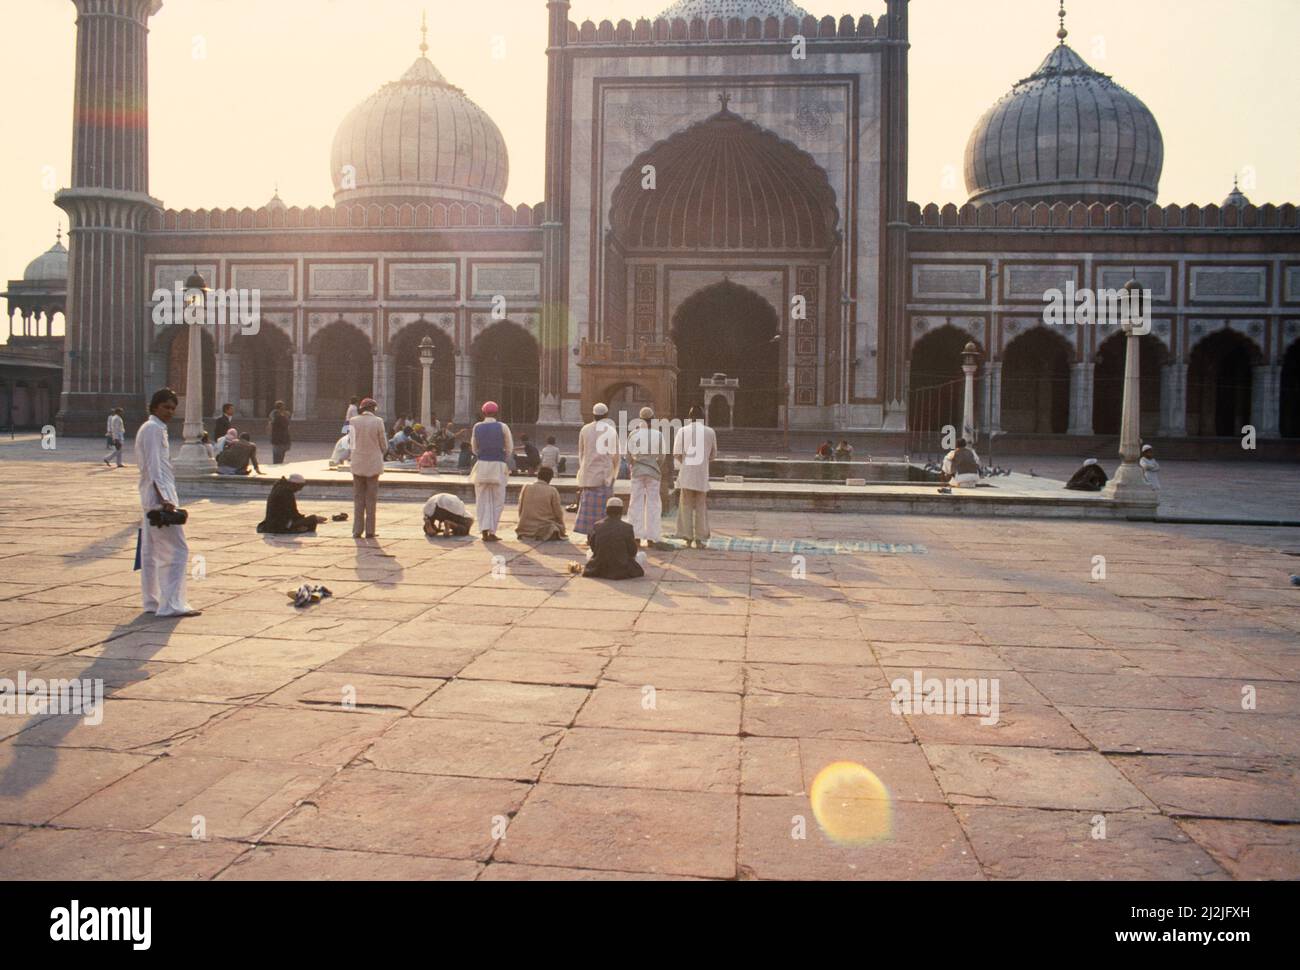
[55,0,164,433]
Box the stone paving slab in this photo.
[0,443,1297,879]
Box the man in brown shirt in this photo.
[515,467,567,541]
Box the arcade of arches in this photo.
[311,322,372,426]
[907,323,1294,442]
[471,321,539,425]
[392,322,454,425]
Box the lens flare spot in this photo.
[810,761,893,846]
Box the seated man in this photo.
[1140,444,1161,490]
[516,433,541,475]
[329,428,354,467]
[941,437,981,487]
[1065,458,1108,492]
[834,439,854,461]
[217,432,262,476]
[516,467,567,541]
[387,427,411,460]
[423,492,474,537]
[257,473,324,534]
[582,496,645,580]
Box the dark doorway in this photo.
[312,322,372,425]
[1092,331,1165,437]
[908,326,974,434]
[671,281,780,427]
[1187,330,1255,436]
[392,322,455,426]
[1282,341,1300,438]
[231,324,294,421]
[472,321,539,425]
[164,326,216,417]
[1001,328,1071,434]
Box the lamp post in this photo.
[174,269,217,476]
[1102,278,1157,510]
[960,341,980,446]
[419,335,435,429]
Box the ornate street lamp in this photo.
[419,335,435,429]
[175,268,217,476]
[960,341,981,445]
[1101,278,1157,510]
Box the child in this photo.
[541,435,563,475]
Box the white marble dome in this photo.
[24,236,68,282]
[330,54,508,207]
[964,43,1164,206]
[658,0,811,20]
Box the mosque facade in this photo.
[19,0,1300,440]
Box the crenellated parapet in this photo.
[907,200,1300,231]
[566,13,897,45]
[146,200,543,233]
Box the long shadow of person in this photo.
[0,614,186,798]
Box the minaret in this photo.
[537,0,571,426]
[55,0,164,433]
[881,0,910,426]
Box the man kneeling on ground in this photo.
[258,473,325,534]
[516,466,567,541]
[582,496,644,580]
[1065,458,1108,491]
[423,492,474,537]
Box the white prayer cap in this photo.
[288,473,306,484]
[606,496,623,510]
[1083,458,1098,467]
[1141,444,1153,453]
[639,406,654,420]
[593,403,609,416]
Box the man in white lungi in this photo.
[135,388,201,617]
[626,406,667,548]
[673,406,717,548]
[470,401,512,542]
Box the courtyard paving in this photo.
[0,438,1297,880]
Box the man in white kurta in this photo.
[626,407,666,545]
[672,409,718,547]
[135,390,200,617]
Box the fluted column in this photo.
[293,353,316,420]
[1067,361,1094,435]
[986,360,1003,436]
[1251,364,1281,438]
[454,353,475,425]
[538,0,571,426]
[1158,362,1187,437]
[373,353,395,420]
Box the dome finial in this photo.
[419,10,428,57]
[56,222,62,246]
[1057,1,1068,44]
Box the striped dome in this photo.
[658,0,810,19]
[330,55,508,207]
[610,106,837,250]
[964,44,1163,206]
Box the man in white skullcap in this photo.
[1139,444,1161,490]
[258,472,324,534]
[575,401,618,536]
[582,496,645,580]
[626,406,668,549]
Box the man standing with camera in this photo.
[135,388,201,617]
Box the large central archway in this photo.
[671,281,780,427]
[603,104,841,422]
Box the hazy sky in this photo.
[3,0,1297,335]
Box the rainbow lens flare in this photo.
[809,761,893,846]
